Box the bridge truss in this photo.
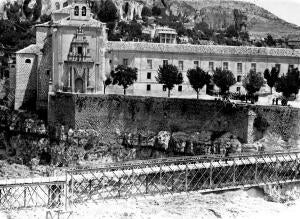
[0,151,300,210]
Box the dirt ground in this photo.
[2,189,300,219]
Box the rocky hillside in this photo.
[179,0,300,38]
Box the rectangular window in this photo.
[147,59,153,69]
[178,61,184,71]
[237,75,242,82]
[163,85,167,91]
[178,85,182,92]
[251,63,256,73]
[275,64,281,72]
[78,47,83,55]
[109,59,112,64]
[147,84,151,91]
[194,61,199,68]
[237,63,242,74]
[223,62,229,70]
[147,72,151,79]
[209,62,214,71]
[163,60,168,66]
[123,59,128,66]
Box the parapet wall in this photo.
[48,93,300,145]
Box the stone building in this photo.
[14,0,300,110]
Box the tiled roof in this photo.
[107,42,300,58]
[52,17,103,28]
[16,44,41,54]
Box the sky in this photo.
[243,0,300,26]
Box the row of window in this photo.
[74,6,86,16]
[125,59,295,73]
[146,84,183,92]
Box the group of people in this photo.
[272,98,288,106]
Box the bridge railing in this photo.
[0,151,299,210]
[66,151,300,208]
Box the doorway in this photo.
[75,78,84,93]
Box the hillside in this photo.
[178,0,300,38]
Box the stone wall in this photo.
[48,93,249,141]
[48,93,300,147]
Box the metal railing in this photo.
[0,151,300,211]
[66,151,300,208]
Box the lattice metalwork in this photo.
[66,151,300,208]
[0,181,66,210]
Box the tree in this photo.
[225,25,239,38]
[275,68,300,101]
[156,64,183,97]
[111,65,138,95]
[243,70,264,99]
[152,6,161,16]
[97,0,118,23]
[212,68,236,96]
[141,6,152,17]
[265,34,276,47]
[187,67,211,99]
[103,77,112,94]
[264,67,279,94]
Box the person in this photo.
[272,98,275,105]
[275,98,279,105]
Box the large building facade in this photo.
[14,0,300,110]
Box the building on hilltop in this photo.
[14,0,300,111]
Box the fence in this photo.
[1,151,300,211]
[65,151,300,208]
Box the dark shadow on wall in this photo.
[19,57,38,111]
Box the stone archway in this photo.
[75,78,84,93]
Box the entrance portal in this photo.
[75,78,84,93]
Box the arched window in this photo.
[74,6,79,16]
[82,6,86,16]
[55,2,60,10]
[25,59,31,64]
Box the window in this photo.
[223,62,229,70]
[123,59,128,66]
[82,6,86,16]
[25,59,31,64]
[275,64,281,72]
[178,61,184,71]
[63,2,68,7]
[178,85,182,92]
[236,87,241,92]
[163,60,168,66]
[11,65,15,68]
[147,84,151,91]
[163,85,167,91]
[237,75,242,82]
[147,72,151,79]
[251,63,256,73]
[237,63,242,74]
[55,2,60,10]
[209,62,214,71]
[46,70,50,76]
[194,61,199,68]
[87,49,90,54]
[109,60,112,64]
[74,6,79,16]
[77,47,83,55]
[147,59,152,69]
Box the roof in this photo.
[39,16,103,28]
[107,42,300,58]
[16,44,41,54]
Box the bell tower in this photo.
[70,0,91,21]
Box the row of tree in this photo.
[104,64,300,104]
